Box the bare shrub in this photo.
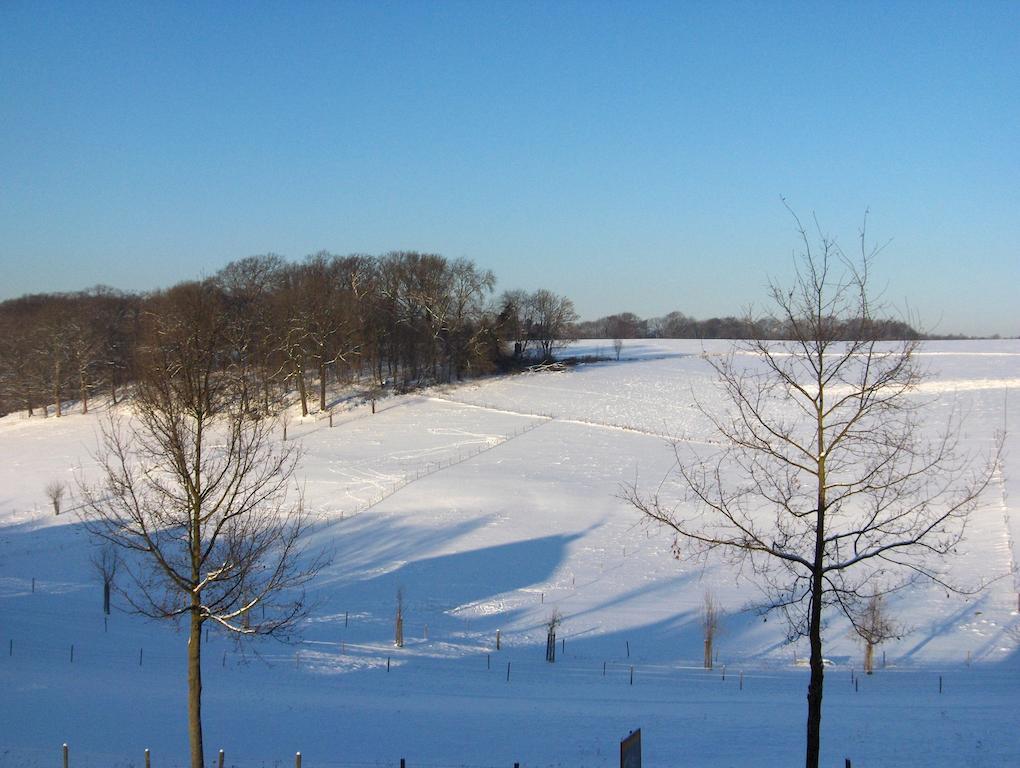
[45,480,66,515]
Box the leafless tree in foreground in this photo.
[78,282,325,768]
[624,209,1000,768]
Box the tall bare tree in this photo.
[625,210,998,768]
[216,254,287,416]
[529,289,578,359]
[79,281,324,768]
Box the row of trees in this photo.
[0,288,140,418]
[0,252,578,418]
[576,309,922,341]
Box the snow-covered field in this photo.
[1,339,1018,767]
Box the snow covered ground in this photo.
[1,339,1018,767]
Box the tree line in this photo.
[575,309,923,341]
[0,251,579,418]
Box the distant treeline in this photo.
[573,310,988,341]
[0,252,995,419]
[0,252,578,418]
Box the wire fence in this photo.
[6,745,536,768]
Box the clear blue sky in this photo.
[1,1,1017,335]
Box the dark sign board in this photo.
[621,728,641,768]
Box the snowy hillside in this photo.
[2,339,1018,767]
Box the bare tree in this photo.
[613,338,623,361]
[545,608,562,663]
[78,282,325,768]
[45,480,67,516]
[857,593,893,674]
[702,590,719,669]
[91,543,120,615]
[498,288,533,361]
[625,209,999,768]
[530,289,578,360]
[394,587,405,648]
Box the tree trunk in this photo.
[188,608,205,768]
[261,368,271,414]
[319,362,327,412]
[54,361,62,417]
[80,371,89,414]
[806,382,827,768]
[296,362,308,417]
[865,642,874,675]
[805,571,824,768]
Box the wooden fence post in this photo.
[218,749,225,768]
[145,748,150,768]
[296,751,302,768]
[62,743,68,768]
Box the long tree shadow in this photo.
[302,528,584,646]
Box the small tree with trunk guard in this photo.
[92,543,120,615]
[702,590,720,669]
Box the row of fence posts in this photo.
[10,628,958,696]
[63,745,306,768]
[60,744,521,768]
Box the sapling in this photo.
[702,590,720,669]
[394,587,405,648]
[91,544,120,615]
[545,609,561,663]
[45,480,66,515]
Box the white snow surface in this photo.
[1,339,1018,767]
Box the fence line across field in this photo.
[3,620,996,700]
[52,743,534,768]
